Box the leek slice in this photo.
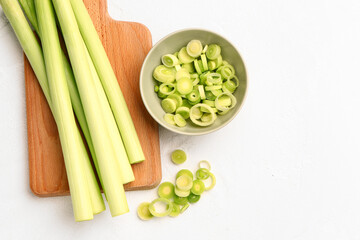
[148,198,173,217]
[171,149,187,164]
[196,168,210,180]
[153,65,176,83]
[178,47,194,63]
[215,92,237,112]
[176,107,190,119]
[186,90,201,103]
[204,172,216,191]
[180,203,190,213]
[199,160,211,170]
[162,54,179,67]
[159,83,176,96]
[186,40,202,58]
[206,44,221,60]
[173,195,188,205]
[176,68,191,81]
[176,78,193,95]
[188,193,201,203]
[192,77,200,86]
[205,85,222,91]
[176,169,194,180]
[198,85,206,100]
[154,85,159,93]
[194,59,203,75]
[164,113,176,125]
[137,202,154,221]
[161,98,177,113]
[174,114,187,127]
[206,73,222,85]
[169,203,181,217]
[167,94,183,108]
[176,175,193,191]
[214,55,223,68]
[182,62,195,73]
[190,104,216,126]
[191,180,205,195]
[202,44,208,53]
[211,89,223,97]
[158,182,175,199]
[201,54,208,71]
[208,61,216,71]
[175,187,191,198]
[201,113,217,122]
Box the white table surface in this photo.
[1,0,360,239]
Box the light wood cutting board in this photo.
[24,0,161,197]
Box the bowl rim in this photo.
[139,28,249,136]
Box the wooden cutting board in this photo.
[24,0,161,197]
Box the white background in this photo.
[1,0,360,239]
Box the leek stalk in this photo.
[35,0,93,221]
[0,0,105,220]
[52,0,128,216]
[69,0,145,164]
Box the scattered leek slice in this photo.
[176,169,194,180]
[196,168,210,180]
[171,149,187,164]
[169,203,181,217]
[176,175,193,191]
[191,179,205,195]
[204,172,216,191]
[162,54,178,67]
[180,203,190,213]
[137,202,154,221]
[148,198,173,217]
[188,193,201,203]
[173,195,188,205]
[175,187,191,198]
[186,40,202,58]
[158,182,175,199]
[199,160,211,170]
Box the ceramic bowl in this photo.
[140,28,248,135]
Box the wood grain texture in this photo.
[25,0,161,197]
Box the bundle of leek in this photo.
[0,0,145,221]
